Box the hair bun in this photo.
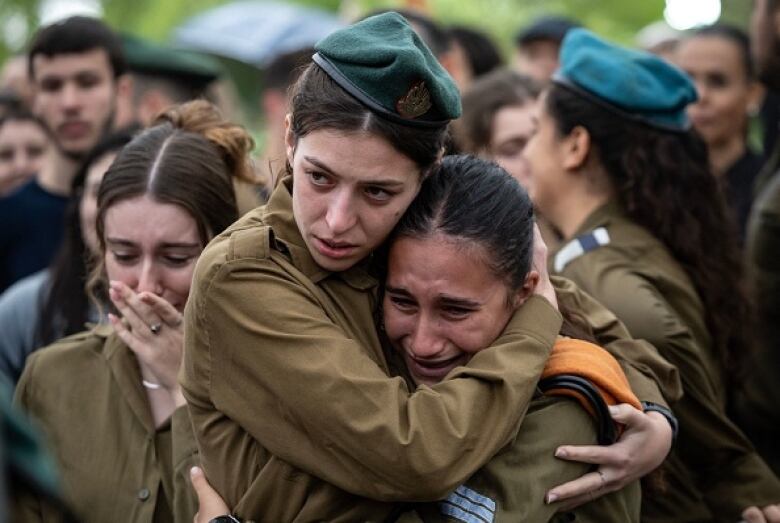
[155,100,256,183]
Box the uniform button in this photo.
[137,487,150,501]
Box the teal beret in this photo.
[313,12,461,128]
[553,28,697,132]
[122,34,221,88]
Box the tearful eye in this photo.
[389,295,416,311]
[364,185,397,203]
[442,306,473,319]
[163,255,195,267]
[111,251,138,264]
[308,171,332,187]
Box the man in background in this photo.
[0,16,129,292]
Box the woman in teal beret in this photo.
[181,14,678,521]
[524,28,780,522]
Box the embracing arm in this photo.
[182,253,561,503]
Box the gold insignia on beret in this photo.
[396,81,432,119]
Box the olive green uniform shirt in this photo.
[554,202,780,523]
[14,327,198,523]
[408,395,641,523]
[735,170,780,475]
[181,178,678,522]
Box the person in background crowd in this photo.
[0,16,130,293]
[115,34,261,215]
[0,55,35,110]
[677,24,764,242]
[455,68,561,250]
[448,25,503,81]
[14,100,254,522]
[182,13,678,521]
[367,9,473,92]
[513,15,580,84]
[0,128,136,385]
[115,35,222,128]
[636,21,682,63]
[0,109,50,196]
[257,47,313,188]
[733,0,780,480]
[456,69,539,190]
[524,28,780,523]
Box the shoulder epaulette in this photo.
[553,227,611,273]
[227,225,272,262]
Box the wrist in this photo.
[169,386,186,407]
[642,401,678,441]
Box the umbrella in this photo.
[172,0,343,67]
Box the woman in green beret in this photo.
[190,154,650,523]
[523,28,780,523]
[181,13,679,521]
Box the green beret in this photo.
[122,34,221,88]
[313,12,461,128]
[553,28,697,132]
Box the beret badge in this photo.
[396,81,432,119]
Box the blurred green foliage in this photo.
[1,0,753,66]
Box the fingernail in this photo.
[109,280,120,289]
[555,448,567,458]
[108,313,117,323]
[546,493,558,504]
[190,466,200,477]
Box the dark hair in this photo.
[27,16,126,79]
[690,24,754,79]
[392,154,594,339]
[449,26,503,78]
[36,127,138,346]
[288,64,448,174]
[89,101,254,300]
[263,47,314,92]
[394,155,534,289]
[0,107,48,135]
[546,84,751,386]
[457,69,540,153]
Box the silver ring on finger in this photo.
[150,323,162,335]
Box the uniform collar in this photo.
[263,176,378,291]
[573,200,626,237]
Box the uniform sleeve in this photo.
[182,255,562,503]
[170,406,198,523]
[552,276,682,407]
[439,396,639,523]
[13,355,67,523]
[562,268,780,518]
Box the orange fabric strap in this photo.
[541,338,641,418]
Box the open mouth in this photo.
[405,353,467,382]
[313,236,358,260]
